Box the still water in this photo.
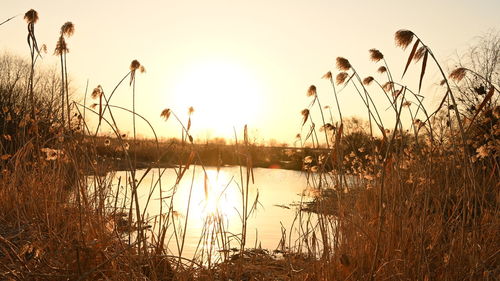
[108,166,320,260]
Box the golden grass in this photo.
[0,11,499,280]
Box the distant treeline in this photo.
[90,130,413,172]
[93,136,308,171]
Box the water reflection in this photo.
[175,169,240,225]
[109,166,318,260]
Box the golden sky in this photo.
[1,0,499,144]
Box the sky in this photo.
[1,0,499,144]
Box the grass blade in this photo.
[402,39,420,78]
[418,50,428,92]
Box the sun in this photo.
[170,59,264,139]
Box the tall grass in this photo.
[0,9,498,280]
[287,29,499,280]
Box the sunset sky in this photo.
[2,0,499,144]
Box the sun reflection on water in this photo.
[111,166,310,259]
[177,169,241,229]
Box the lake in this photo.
[104,165,322,261]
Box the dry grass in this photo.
[289,28,499,281]
[0,10,499,280]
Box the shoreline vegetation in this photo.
[92,137,330,171]
[1,9,499,280]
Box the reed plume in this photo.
[60,22,75,37]
[377,66,387,73]
[54,21,75,129]
[129,59,142,85]
[91,85,103,99]
[301,109,310,125]
[24,9,40,119]
[23,9,38,24]
[369,49,384,62]
[130,60,141,71]
[54,36,68,55]
[160,108,171,121]
[395,29,414,49]
[449,67,467,82]
[382,81,394,92]
[336,72,349,85]
[413,46,427,62]
[336,57,351,71]
[307,85,317,97]
[363,76,374,85]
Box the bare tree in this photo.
[0,53,75,155]
[452,30,499,115]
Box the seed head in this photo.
[307,85,317,97]
[160,108,171,121]
[130,60,141,71]
[129,60,143,85]
[369,49,384,62]
[322,71,332,79]
[336,57,351,71]
[449,68,467,82]
[413,119,424,128]
[413,46,427,62]
[91,85,103,99]
[336,72,349,85]
[54,36,68,55]
[377,66,387,74]
[24,9,39,24]
[60,22,75,37]
[301,109,310,125]
[322,123,335,131]
[188,106,195,115]
[382,82,394,92]
[395,29,414,50]
[363,76,374,86]
[392,88,402,97]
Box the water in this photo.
[107,165,319,260]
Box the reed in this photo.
[0,10,498,280]
[285,29,499,280]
